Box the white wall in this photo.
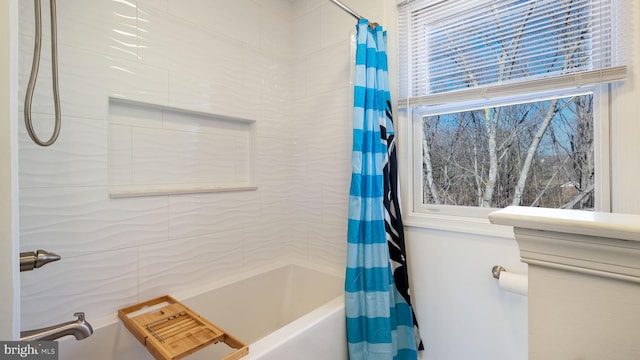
[0,0,19,341]
[406,228,528,360]
[15,0,356,332]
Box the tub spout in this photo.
[20,312,93,341]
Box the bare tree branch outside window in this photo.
[421,94,594,209]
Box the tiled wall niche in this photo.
[108,98,256,198]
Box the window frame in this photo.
[398,84,611,237]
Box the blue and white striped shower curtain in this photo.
[345,19,423,360]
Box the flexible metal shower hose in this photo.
[24,0,61,147]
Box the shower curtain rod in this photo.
[329,0,364,21]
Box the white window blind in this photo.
[398,0,628,106]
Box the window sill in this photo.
[403,210,515,239]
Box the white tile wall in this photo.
[18,0,359,329]
[243,222,294,273]
[257,0,294,57]
[19,115,108,188]
[108,124,133,186]
[167,191,260,241]
[19,186,169,257]
[20,247,139,329]
[138,231,244,300]
[293,10,323,58]
[166,0,262,48]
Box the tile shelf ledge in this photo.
[109,184,258,198]
[489,206,640,283]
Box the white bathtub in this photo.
[58,264,348,360]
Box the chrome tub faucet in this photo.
[20,312,93,341]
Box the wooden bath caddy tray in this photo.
[118,295,248,360]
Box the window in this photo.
[398,0,628,225]
[418,93,594,209]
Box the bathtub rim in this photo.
[84,261,345,332]
[241,294,345,359]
